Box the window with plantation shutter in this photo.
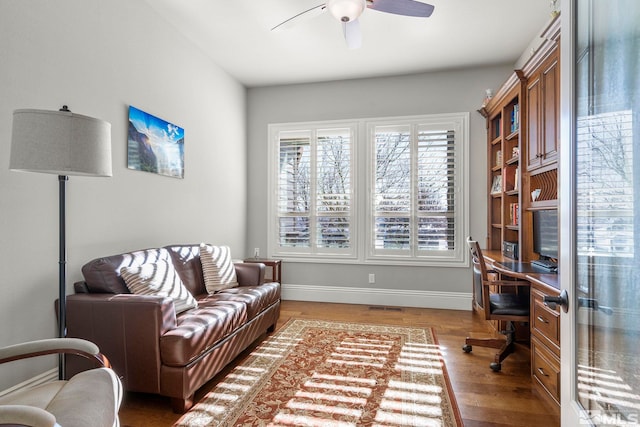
[272,125,355,257]
[369,117,462,261]
[315,129,352,250]
[268,113,468,265]
[373,125,412,250]
[417,128,456,250]
[278,131,311,249]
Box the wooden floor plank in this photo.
[119,300,560,426]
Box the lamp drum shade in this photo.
[10,109,112,177]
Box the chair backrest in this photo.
[467,237,488,311]
[466,236,530,323]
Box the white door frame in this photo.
[559,0,586,424]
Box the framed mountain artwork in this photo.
[127,106,184,178]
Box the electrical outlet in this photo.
[254,248,260,258]
[368,273,375,284]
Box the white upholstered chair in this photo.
[0,338,122,427]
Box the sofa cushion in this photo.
[213,283,281,320]
[165,244,207,297]
[199,244,238,293]
[160,300,247,366]
[120,260,198,314]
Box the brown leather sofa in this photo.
[65,244,281,413]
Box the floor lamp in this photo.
[9,106,112,380]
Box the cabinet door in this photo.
[540,56,559,166]
[526,76,541,170]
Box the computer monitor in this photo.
[533,209,558,260]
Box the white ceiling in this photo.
[144,0,554,87]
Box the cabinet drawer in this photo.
[532,288,560,350]
[532,337,560,404]
[533,300,559,342]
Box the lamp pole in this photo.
[58,174,68,380]
[56,105,71,380]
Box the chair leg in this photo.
[462,322,518,372]
[463,337,505,350]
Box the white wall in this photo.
[0,0,247,389]
[247,66,513,307]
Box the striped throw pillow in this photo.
[120,260,198,314]
[199,244,239,294]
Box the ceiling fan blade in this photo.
[366,0,434,18]
[271,3,327,31]
[343,19,362,49]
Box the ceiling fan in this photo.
[271,0,435,49]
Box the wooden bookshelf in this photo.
[481,74,525,258]
[480,15,560,263]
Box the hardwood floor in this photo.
[119,300,560,426]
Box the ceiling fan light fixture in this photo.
[327,0,365,22]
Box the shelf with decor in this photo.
[480,74,525,257]
[527,168,558,208]
[505,156,519,166]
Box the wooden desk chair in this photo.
[463,237,530,371]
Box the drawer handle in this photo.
[537,367,549,377]
[537,315,549,323]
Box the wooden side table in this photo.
[243,258,282,284]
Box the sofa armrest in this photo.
[234,262,265,286]
[66,293,176,394]
[73,280,90,293]
[0,337,109,369]
[0,405,58,427]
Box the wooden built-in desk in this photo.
[482,250,559,290]
[481,250,561,409]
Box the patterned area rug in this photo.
[177,319,462,426]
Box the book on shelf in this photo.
[496,150,502,167]
[510,104,519,133]
[493,118,501,138]
[503,165,517,191]
[509,203,519,226]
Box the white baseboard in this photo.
[0,368,57,398]
[282,284,472,311]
